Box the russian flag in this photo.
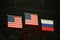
[41,19,54,32]
[8,15,22,28]
[24,13,38,26]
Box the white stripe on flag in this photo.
[41,19,53,24]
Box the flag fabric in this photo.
[41,19,54,32]
[8,15,22,28]
[25,13,38,26]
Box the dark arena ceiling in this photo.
[0,0,60,40]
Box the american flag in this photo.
[41,19,54,32]
[24,13,38,26]
[8,15,22,28]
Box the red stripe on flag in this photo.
[42,27,54,32]
[8,16,22,28]
[25,14,38,26]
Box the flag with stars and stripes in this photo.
[8,15,22,28]
[24,13,38,26]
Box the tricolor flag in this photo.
[8,15,22,28]
[41,19,54,32]
[24,13,38,26]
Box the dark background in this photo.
[0,0,60,40]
